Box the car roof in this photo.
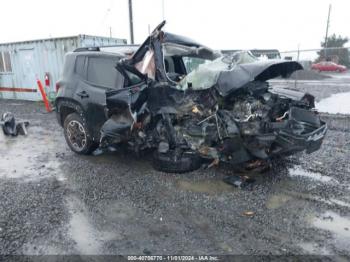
[74,45,139,56]
[67,50,125,59]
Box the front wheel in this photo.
[63,113,97,154]
[152,150,202,173]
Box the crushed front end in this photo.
[99,21,327,173]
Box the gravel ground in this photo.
[0,94,349,256]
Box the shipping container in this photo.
[0,35,126,101]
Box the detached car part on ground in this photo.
[1,112,29,136]
[55,21,327,173]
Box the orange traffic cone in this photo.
[37,79,52,112]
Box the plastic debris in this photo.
[0,112,29,136]
[223,175,255,188]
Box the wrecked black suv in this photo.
[55,21,327,173]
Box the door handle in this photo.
[76,91,89,99]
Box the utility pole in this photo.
[324,4,331,59]
[128,0,134,44]
[162,0,165,21]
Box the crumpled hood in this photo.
[178,59,303,96]
[216,60,303,96]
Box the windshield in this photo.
[177,51,257,91]
[182,57,211,73]
[221,51,258,66]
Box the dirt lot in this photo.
[1,82,350,256]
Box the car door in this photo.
[329,62,337,71]
[319,62,326,71]
[325,62,333,71]
[74,54,124,140]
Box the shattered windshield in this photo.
[182,57,210,73]
[177,51,257,91]
[221,51,258,66]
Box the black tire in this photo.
[63,112,96,154]
[152,150,202,173]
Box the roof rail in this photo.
[74,47,100,52]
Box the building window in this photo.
[0,51,12,73]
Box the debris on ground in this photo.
[0,112,29,136]
[243,211,255,217]
[223,175,256,188]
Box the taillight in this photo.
[55,82,61,92]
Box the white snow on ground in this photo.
[289,167,338,184]
[316,92,350,114]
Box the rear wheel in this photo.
[152,150,202,173]
[63,113,96,154]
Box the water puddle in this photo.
[298,242,331,255]
[288,167,338,184]
[282,189,350,209]
[67,196,118,254]
[316,92,350,114]
[311,211,350,251]
[176,179,235,194]
[266,194,292,209]
[0,126,65,182]
[67,197,102,254]
[313,211,350,238]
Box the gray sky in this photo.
[1,0,349,53]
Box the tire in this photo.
[63,112,96,154]
[152,150,202,173]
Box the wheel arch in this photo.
[55,98,85,127]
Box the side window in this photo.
[87,56,124,89]
[164,56,175,73]
[75,56,86,77]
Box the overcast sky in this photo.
[1,0,349,54]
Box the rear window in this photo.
[87,57,124,89]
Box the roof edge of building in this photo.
[0,35,126,46]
